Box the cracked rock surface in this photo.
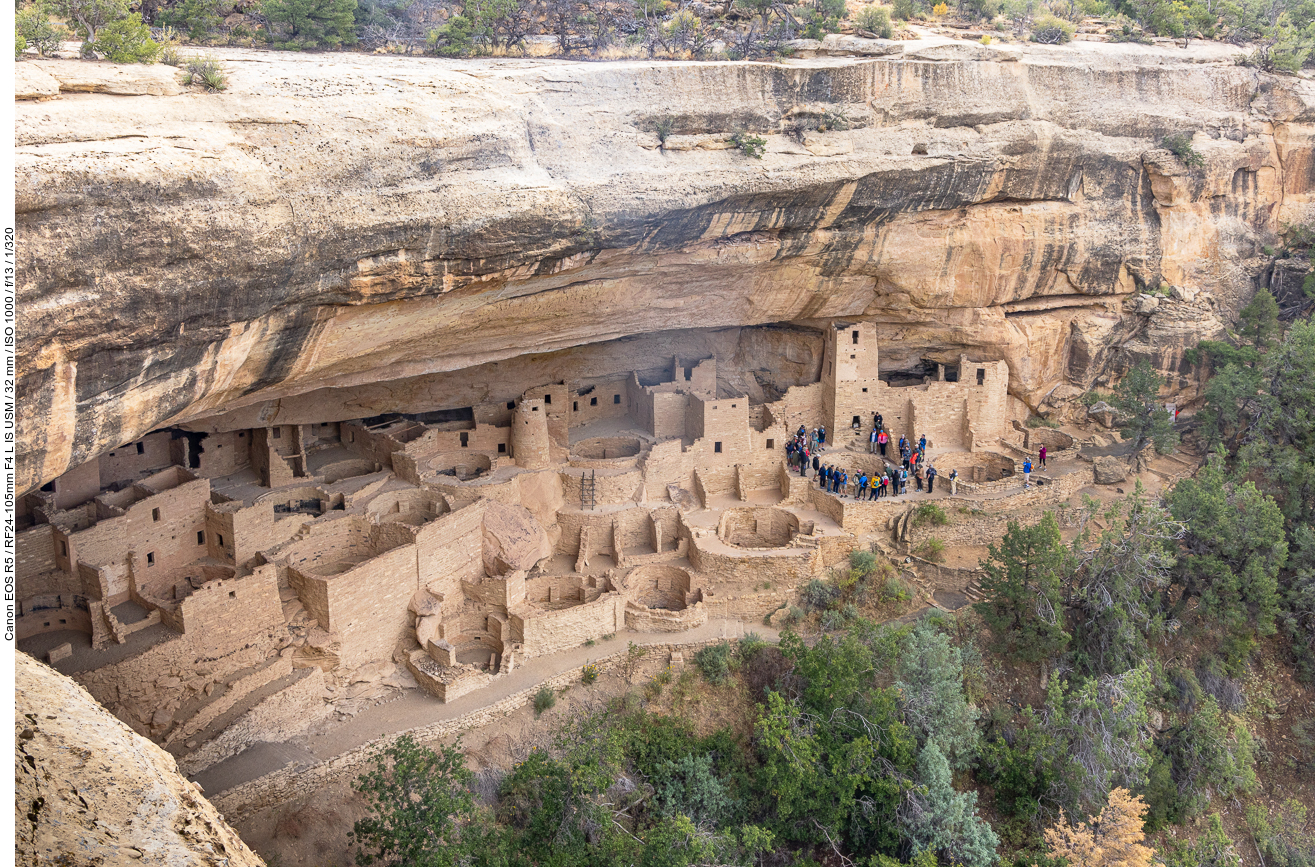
[14,651,265,867]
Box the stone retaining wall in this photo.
[212,637,732,823]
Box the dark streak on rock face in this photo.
[14,52,1306,492]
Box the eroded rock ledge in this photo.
[17,43,1315,492]
[14,651,265,867]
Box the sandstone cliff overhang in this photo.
[17,42,1315,493]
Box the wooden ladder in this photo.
[581,470,596,510]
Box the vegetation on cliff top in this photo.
[16,0,1315,68]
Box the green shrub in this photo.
[731,130,767,159]
[159,0,224,40]
[1247,799,1315,867]
[581,662,600,684]
[1029,11,1073,42]
[182,54,227,91]
[1163,132,1205,169]
[802,578,840,611]
[913,502,949,528]
[694,641,734,683]
[849,549,878,576]
[784,605,804,624]
[1161,814,1242,867]
[881,575,912,603]
[915,536,947,563]
[821,609,846,631]
[260,0,357,48]
[91,12,159,61]
[1025,415,1059,428]
[856,4,893,36]
[16,3,64,56]
[650,753,733,827]
[891,0,917,17]
[533,685,556,716]
[156,27,183,65]
[15,32,26,56]
[426,14,477,55]
[738,632,767,661]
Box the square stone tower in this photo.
[822,321,881,436]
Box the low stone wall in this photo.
[625,600,707,632]
[905,467,1093,546]
[688,535,818,587]
[212,638,734,823]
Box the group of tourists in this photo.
[816,412,961,499]
[785,425,827,476]
[788,413,1055,499]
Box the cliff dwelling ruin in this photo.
[14,320,1084,753]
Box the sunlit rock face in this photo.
[17,43,1315,491]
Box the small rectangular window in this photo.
[852,330,859,344]
[507,401,516,410]
[151,508,160,522]
[532,406,539,412]
[573,401,579,412]
[229,591,236,599]
[239,432,245,438]
[59,540,68,557]
[147,552,155,566]
[850,355,856,360]
[197,530,205,545]
[273,428,281,439]
[218,534,224,547]
[136,442,145,455]
[40,481,56,492]
[590,397,598,406]
[613,394,621,404]
[852,416,861,427]
[766,439,775,450]
[544,394,551,405]
[731,403,737,408]
[460,432,470,448]
[714,442,722,453]
[498,443,506,454]
[977,368,986,386]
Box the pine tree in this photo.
[974,513,1073,662]
[1098,360,1179,461]
[1167,453,1287,635]
[262,0,357,47]
[1238,288,1282,351]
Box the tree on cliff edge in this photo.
[1095,360,1179,464]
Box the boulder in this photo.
[1093,455,1129,485]
[482,502,551,576]
[1087,400,1118,428]
[409,588,443,617]
[415,613,442,648]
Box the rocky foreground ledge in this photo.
[15,652,265,866]
[16,40,1315,492]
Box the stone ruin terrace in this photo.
[13,321,1095,771]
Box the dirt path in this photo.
[194,618,778,795]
